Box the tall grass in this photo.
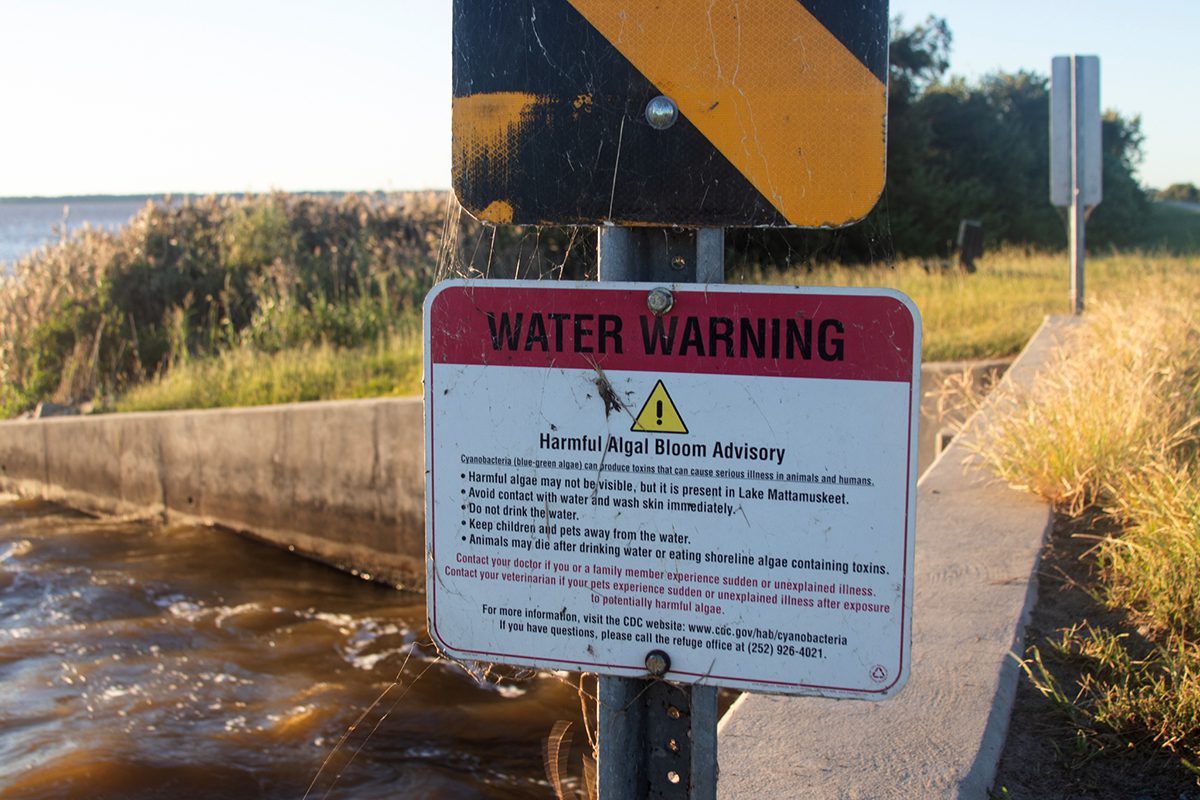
[0,193,440,415]
[972,279,1200,772]
[113,327,423,413]
[748,247,1200,362]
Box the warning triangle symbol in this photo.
[631,380,688,434]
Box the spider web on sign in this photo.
[434,189,900,287]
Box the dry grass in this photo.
[747,247,1200,362]
[972,278,1200,775]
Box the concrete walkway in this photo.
[717,318,1075,799]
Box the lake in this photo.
[0,197,156,271]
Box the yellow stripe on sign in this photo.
[453,92,544,223]
[567,1,887,227]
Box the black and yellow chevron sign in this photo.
[452,1,889,228]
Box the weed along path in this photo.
[972,287,1200,797]
[991,512,1200,797]
[724,297,1200,797]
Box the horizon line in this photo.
[0,188,453,203]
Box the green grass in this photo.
[738,247,1200,362]
[1142,201,1200,253]
[971,280,1200,773]
[111,328,423,413]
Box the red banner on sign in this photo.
[427,283,915,383]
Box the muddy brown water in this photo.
[0,498,591,799]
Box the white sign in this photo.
[424,281,921,699]
[1051,55,1102,208]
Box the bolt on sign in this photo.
[452,1,889,228]
[424,281,921,699]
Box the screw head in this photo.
[646,287,674,316]
[645,95,679,130]
[645,649,671,677]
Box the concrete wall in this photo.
[0,398,426,588]
[917,359,1010,476]
[0,363,1000,590]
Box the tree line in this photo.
[1156,183,1199,204]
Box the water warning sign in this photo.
[424,281,921,699]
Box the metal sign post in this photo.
[596,227,722,799]
[1051,55,1102,315]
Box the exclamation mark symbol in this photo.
[631,380,687,434]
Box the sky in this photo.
[0,0,1196,197]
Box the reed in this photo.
[1,193,446,416]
